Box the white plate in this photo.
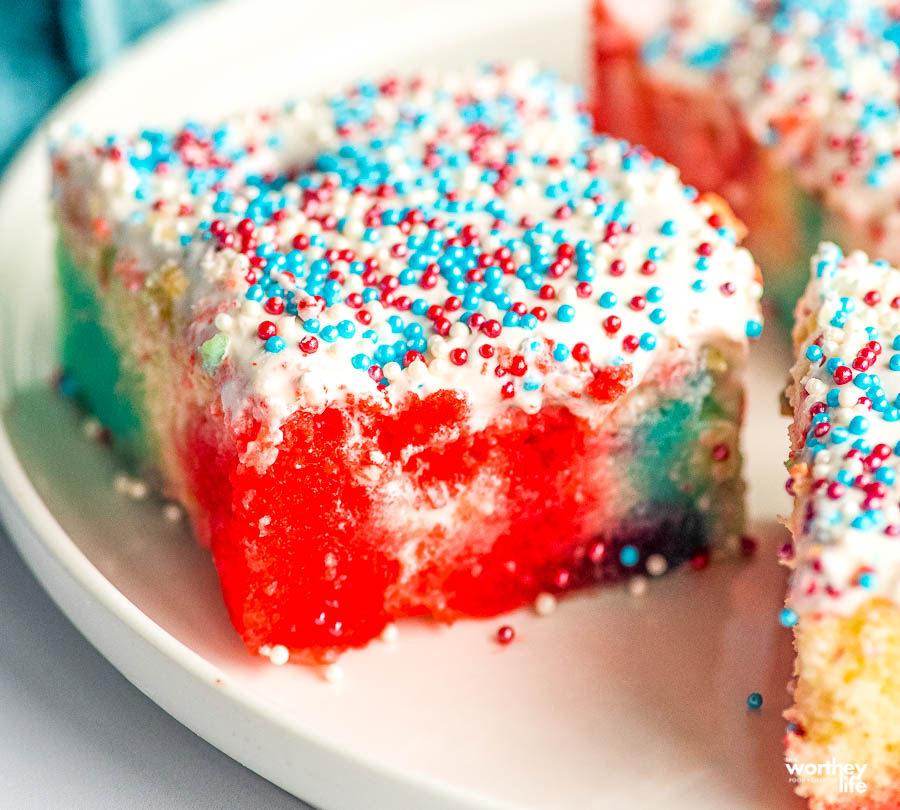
[0,0,805,807]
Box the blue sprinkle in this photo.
[599,291,617,308]
[859,571,877,590]
[619,545,639,567]
[831,427,849,444]
[265,336,285,353]
[849,416,870,435]
[746,320,763,339]
[639,332,657,351]
[557,305,576,323]
[778,608,798,628]
[660,220,678,236]
[806,345,823,362]
[553,343,570,361]
[747,692,763,710]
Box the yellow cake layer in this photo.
[786,599,900,808]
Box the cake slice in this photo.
[52,64,763,664]
[786,242,900,809]
[590,0,900,316]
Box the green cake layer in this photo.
[57,241,148,464]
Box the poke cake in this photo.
[786,243,900,809]
[590,0,900,316]
[51,63,763,664]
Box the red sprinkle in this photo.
[449,348,468,366]
[299,336,319,354]
[257,321,277,340]
[496,625,515,645]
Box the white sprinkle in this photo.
[127,480,148,500]
[269,644,290,666]
[645,554,668,577]
[380,623,399,643]
[323,663,343,684]
[114,473,131,494]
[628,575,648,596]
[534,592,557,616]
[82,418,102,440]
[163,503,183,522]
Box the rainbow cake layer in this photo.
[590,0,900,316]
[787,243,900,809]
[52,64,762,664]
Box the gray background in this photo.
[0,528,312,810]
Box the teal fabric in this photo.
[1,0,200,169]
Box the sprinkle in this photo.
[200,333,229,373]
[496,625,516,644]
[534,592,558,616]
[628,575,648,596]
[645,553,668,576]
[779,607,798,627]
[268,644,289,666]
[747,692,763,710]
[163,503,183,522]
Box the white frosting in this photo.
[53,64,762,469]
[788,242,900,615]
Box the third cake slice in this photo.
[787,243,900,809]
